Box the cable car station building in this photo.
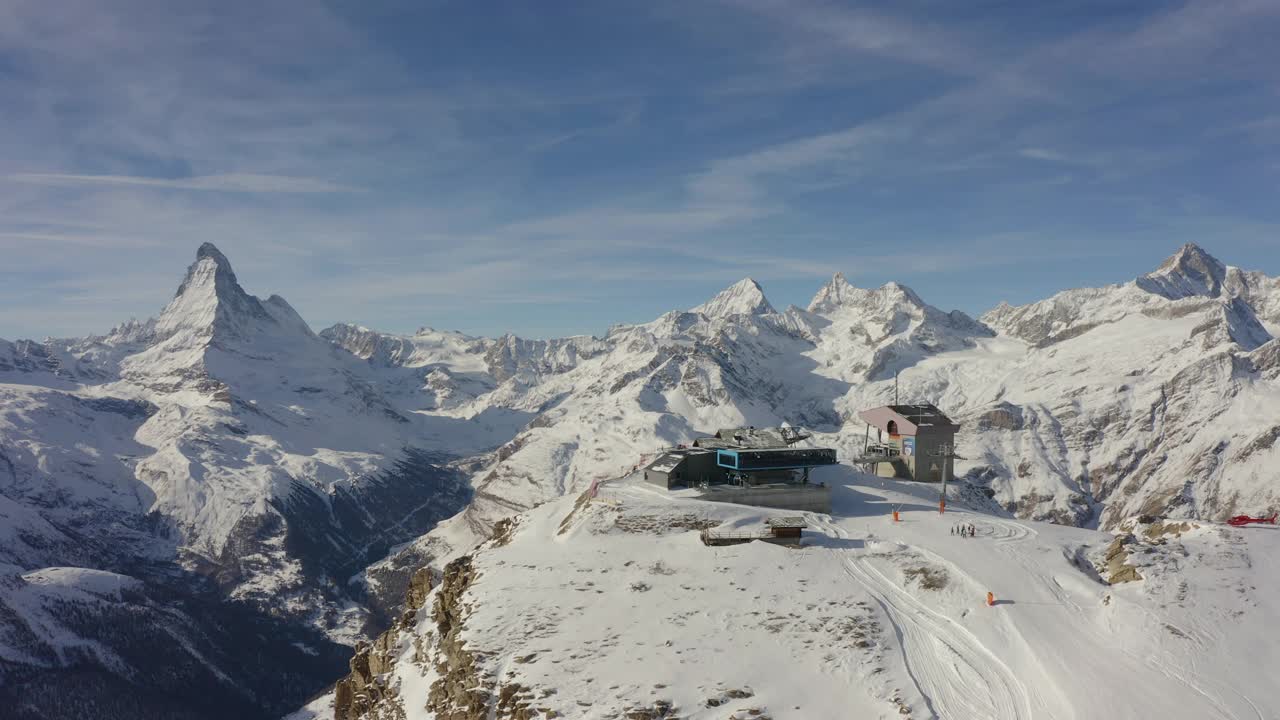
[857,404,959,482]
[642,427,837,512]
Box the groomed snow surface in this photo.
[297,465,1279,719]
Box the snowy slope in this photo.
[302,468,1280,720]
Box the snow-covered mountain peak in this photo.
[196,240,230,266]
[692,277,776,318]
[984,244,1264,348]
[806,275,932,318]
[1137,242,1227,300]
[154,243,306,342]
[175,242,242,301]
[807,272,857,313]
[880,280,927,307]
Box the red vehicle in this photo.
[1228,513,1278,527]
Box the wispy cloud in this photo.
[715,0,996,79]
[6,173,359,193]
[1019,148,1078,165]
[0,231,164,248]
[1,1,1277,340]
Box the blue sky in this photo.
[2,0,1278,340]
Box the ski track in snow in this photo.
[984,517,1037,545]
[807,513,1033,720]
[1118,593,1261,720]
[982,514,1257,720]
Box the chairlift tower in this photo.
[929,442,963,513]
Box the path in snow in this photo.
[970,511,1262,720]
[807,513,1033,720]
[980,515,1259,720]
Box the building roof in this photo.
[890,404,956,427]
[858,403,959,435]
[645,448,714,473]
[693,426,811,449]
[645,452,686,474]
[717,447,834,456]
[713,427,788,448]
[767,517,808,528]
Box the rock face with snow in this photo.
[0,245,490,716]
[800,272,993,380]
[0,565,348,720]
[969,243,1279,525]
[1,245,480,621]
[691,277,776,317]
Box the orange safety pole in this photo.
[986,591,995,607]
[939,497,946,514]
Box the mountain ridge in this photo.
[5,241,1280,718]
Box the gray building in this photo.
[857,404,959,482]
[643,448,719,489]
[644,426,835,489]
[644,426,837,512]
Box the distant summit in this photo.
[155,243,311,342]
[692,278,776,318]
[806,272,857,314]
[1137,242,1227,300]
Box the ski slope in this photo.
[300,465,1280,720]
[810,472,1274,720]
[808,513,1033,720]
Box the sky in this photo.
[2,0,1279,340]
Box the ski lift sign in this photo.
[902,437,915,457]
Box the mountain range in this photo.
[3,241,1279,717]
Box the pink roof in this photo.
[858,404,959,435]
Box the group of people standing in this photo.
[952,523,976,538]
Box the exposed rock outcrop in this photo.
[1102,534,1144,584]
[333,565,438,720]
[976,402,1025,432]
[424,555,493,719]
